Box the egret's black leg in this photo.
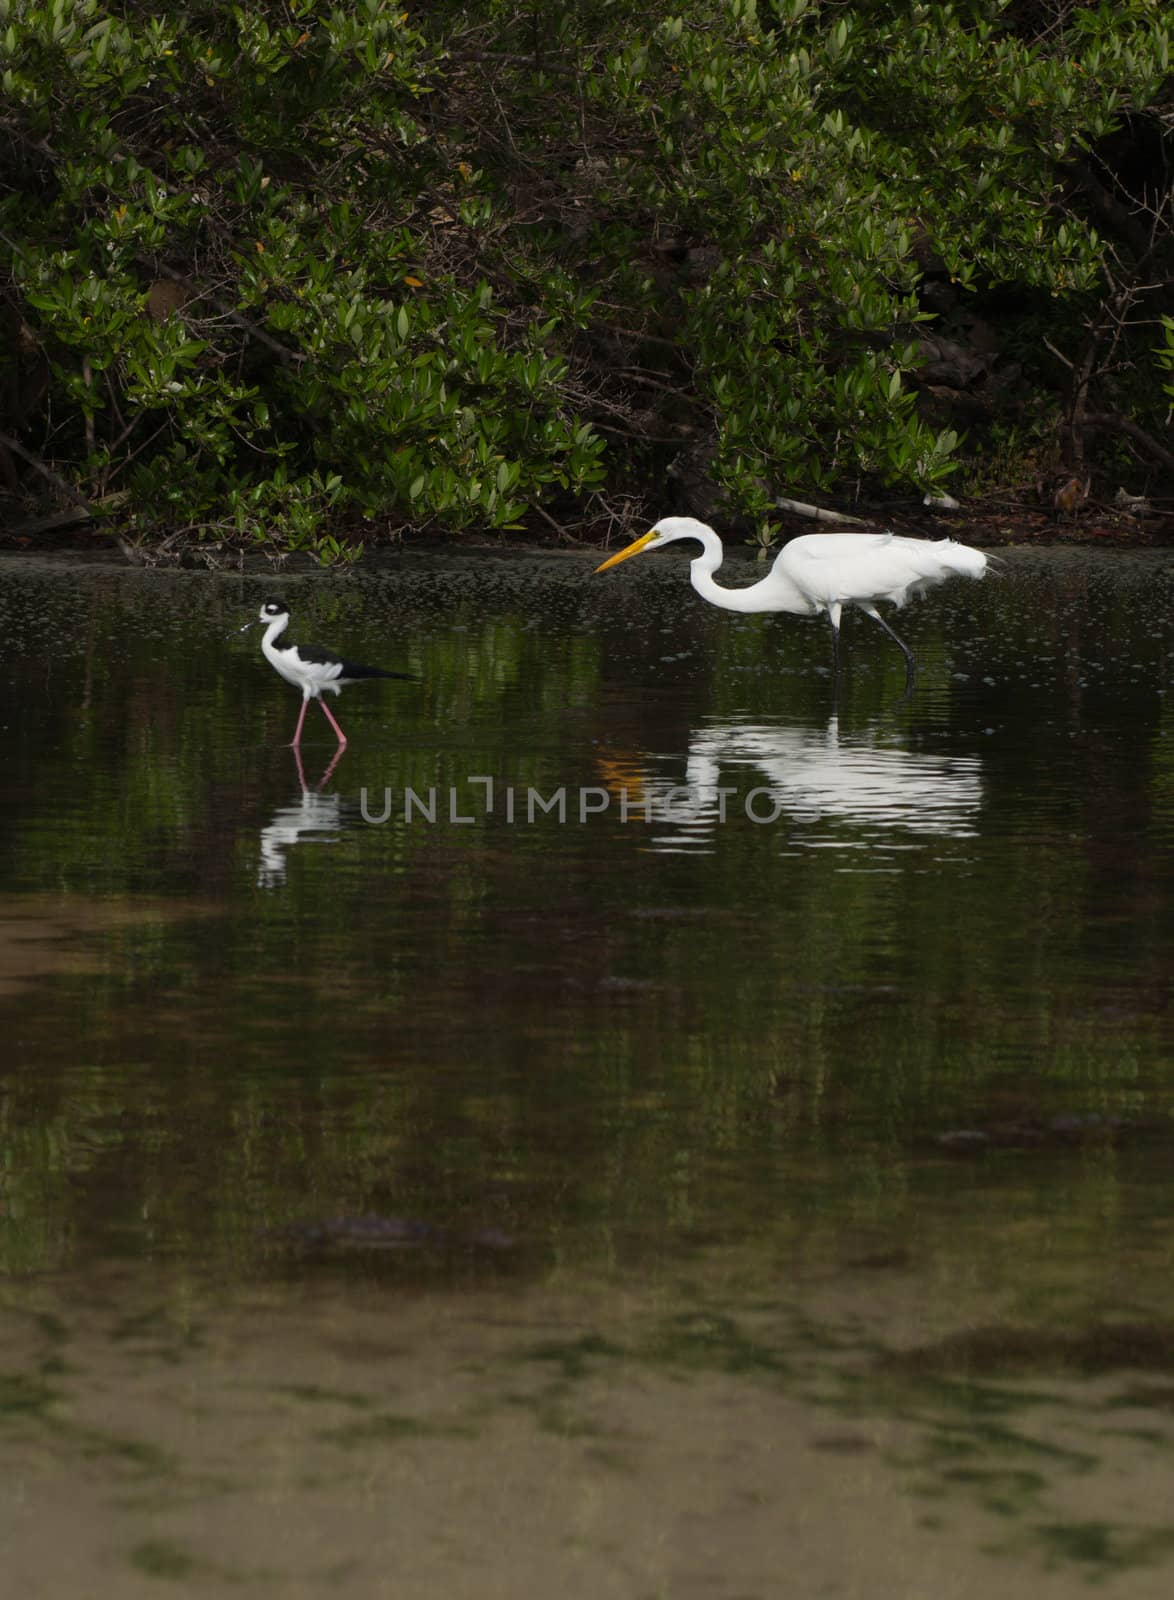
[826,615,842,710]
[863,605,916,691]
[828,616,841,678]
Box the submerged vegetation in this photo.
[1,0,1172,560]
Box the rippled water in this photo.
[2,544,1174,1596]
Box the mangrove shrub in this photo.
[1,0,1171,556]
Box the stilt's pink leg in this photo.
[319,698,348,746]
[290,698,309,747]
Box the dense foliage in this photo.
[1,0,1171,559]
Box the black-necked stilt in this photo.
[240,599,414,747]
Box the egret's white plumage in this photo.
[595,516,988,682]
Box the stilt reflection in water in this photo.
[257,745,345,888]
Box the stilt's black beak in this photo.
[230,618,261,639]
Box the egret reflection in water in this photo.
[617,717,984,855]
[257,746,345,888]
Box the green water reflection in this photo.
[2,549,1173,1276]
[2,547,1174,1593]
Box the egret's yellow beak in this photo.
[594,530,657,574]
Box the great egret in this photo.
[595,516,988,684]
[239,599,414,747]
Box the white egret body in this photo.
[595,516,988,683]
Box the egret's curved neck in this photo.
[685,531,784,614]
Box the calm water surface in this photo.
[2,544,1174,1596]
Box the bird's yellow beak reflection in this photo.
[594,530,657,574]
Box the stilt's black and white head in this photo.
[238,598,290,635]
